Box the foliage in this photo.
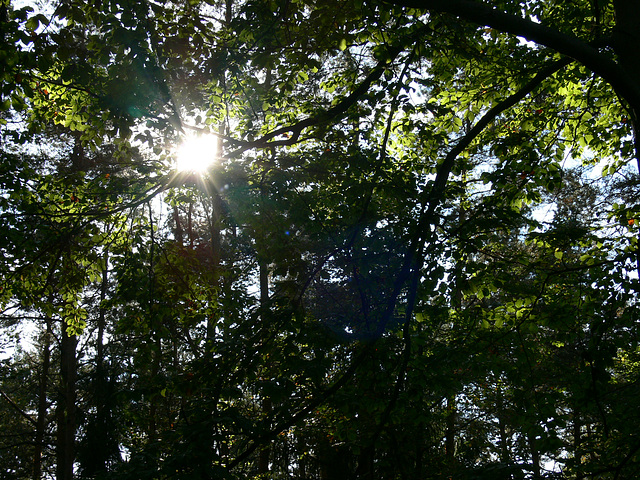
[2,0,640,479]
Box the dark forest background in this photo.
[2,0,640,478]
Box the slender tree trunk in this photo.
[206,191,222,344]
[147,203,159,443]
[355,445,374,480]
[34,319,52,480]
[528,430,541,480]
[445,207,464,478]
[56,327,77,480]
[297,433,307,478]
[91,253,110,475]
[445,395,456,473]
[54,134,84,480]
[148,336,160,441]
[187,202,194,247]
[496,389,510,464]
[613,0,640,279]
[173,205,184,246]
[498,415,509,464]
[258,260,271,476]
[258,397,272,475]
[415,424,424,480]
[573,406,584,480]
[318,439,350,480]
[205,133,223,344]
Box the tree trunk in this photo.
[573,406,584,480]
[496,389,510,464]
[148,335,160,441]
[415,424,424,480]
[90,254,110,475]
[34,319,52,480]
[56,327,77,480]
[613,0,640,279]
[173,205,184,245]
[258,260,271,476]
[527,430,541,480]
[297,433,307,478]
[613,0,640,85]
[206,164,223,345]
[355,445,374,480]
[445,395,456,475]
[318,440,350,480]
[258,397,272,475]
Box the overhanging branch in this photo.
[384,0,640,112]
[420,56,573,225]
[374,56,573,340]
[223,45,408,157]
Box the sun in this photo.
[176,133,219,173]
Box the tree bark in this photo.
[56,327,77,480]
[386,0,640,112]
[258,260,271,476]
[612,0,640,279]
[527,430,541,480]
[355,445,375,480]
[257,397,272,475]
[90,253,110,475]
[573,406,584,480]
[496,392,510,465]
[445,395,456,472]
[613,0,640,84]
[34,320,52,480]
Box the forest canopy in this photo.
[1,0,640,479]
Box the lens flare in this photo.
[176,133,219,173]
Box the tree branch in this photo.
[0,387,37,428]
[420,56,572,226]
[223,44,409,157]
[374,56,572,340]
[384,0,640,111]
[228,343,374,469]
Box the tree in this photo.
[3,0,640,478]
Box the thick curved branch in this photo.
[337,55,569,439]
[224,45,407,157]
[384,0,640,112]
[360,59,574,434]
[374,56,572,340]
[420,56,572,226]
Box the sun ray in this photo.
[176,133,219,173]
